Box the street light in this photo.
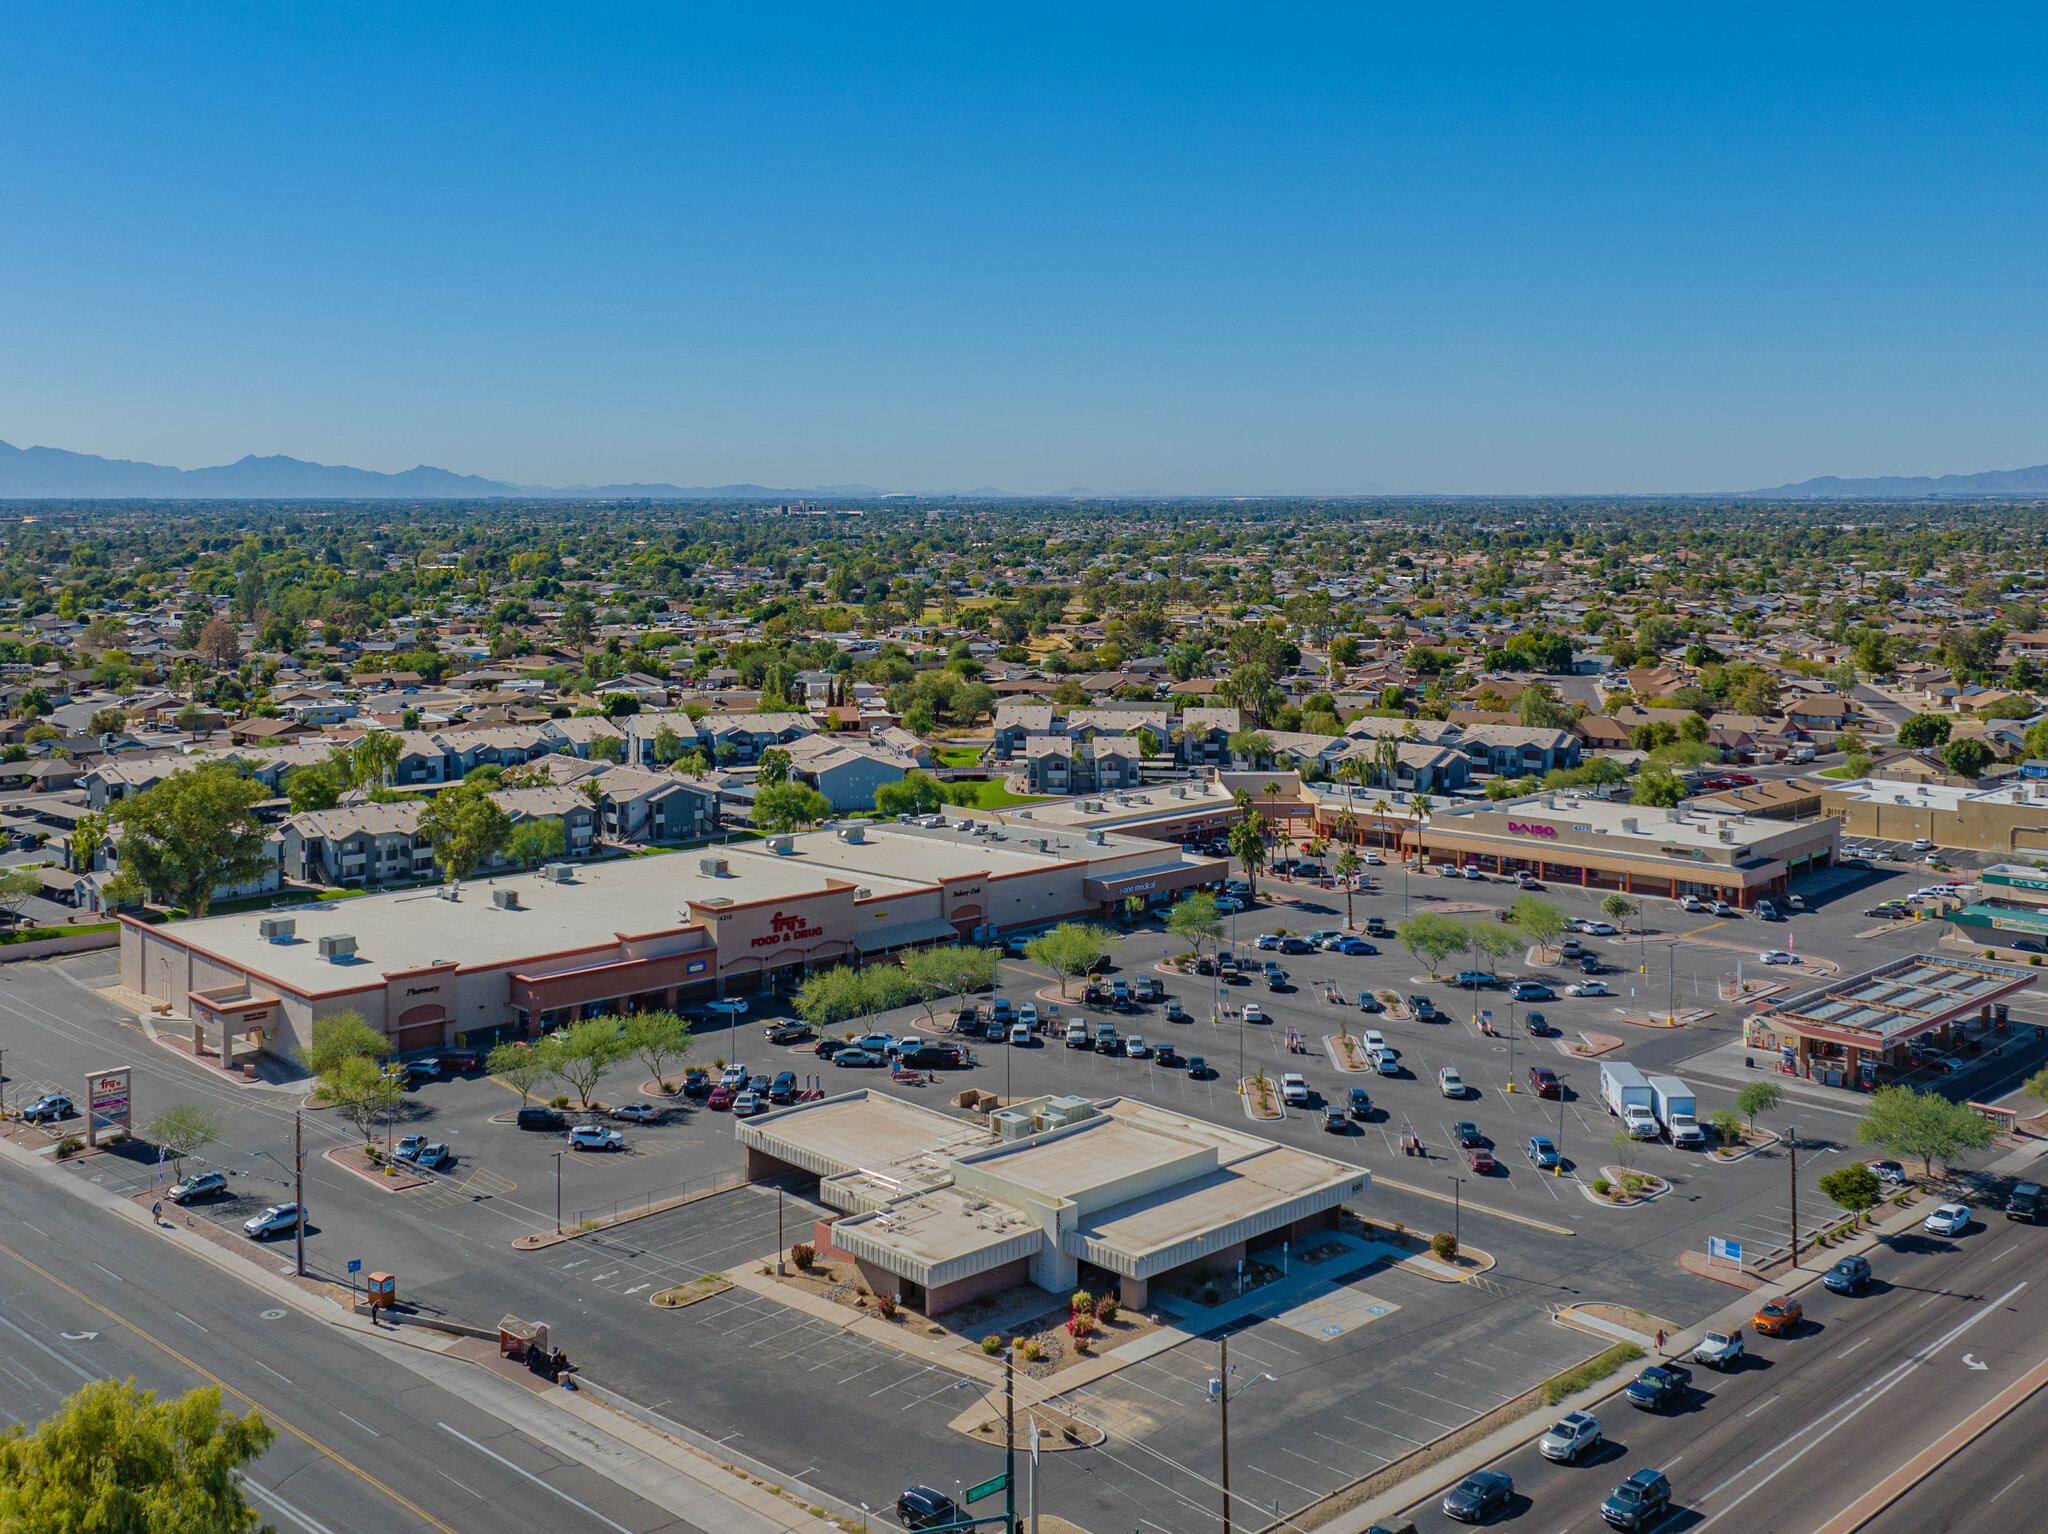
[1209,1337,1280,1534]
[1785,1124,1800,1268]
[552,1149,564,1235]
[1448,1174,1466,1250]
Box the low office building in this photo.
[738,1090,1368,1315]
[1412,791,1837,907]
[1743,952,2036,1088]
[1945,862,2048,954]
[1820,775,2048,856]
[123,816,1225,1062]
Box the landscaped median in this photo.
[1239,1071,1284,1119]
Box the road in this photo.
[0,1162,703,1534]
[1857,1374,2048,1534]
[1395,1207,2048,1534]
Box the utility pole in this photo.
[1449,1174,1465,1250]
[553,1151,563,1234]
[1219,1334,1232,1534]
[293,1109,306,1278]
[1786,1125,1799,1268]
[1005,1345,1016,1534]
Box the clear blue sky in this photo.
[3,4,2046,494]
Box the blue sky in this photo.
[3,4,2046,493]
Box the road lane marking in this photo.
[0,1239,462,1534]
[436,1468,486,1499]
[173,1310,208,1332]
[1744,1394,1780,1418]
[1837,1337,1871,1359]
[438,1421,636,1534]
[1994,1244,2019,1261]
[1989,1474,2023,1504]
[242,1476,344,1534]
[0,1312,97,1385]
[337,1409,380,1436]
[1698,1279,2027,1527]
[253,1359,292,1384]
[91,1262,122,1282]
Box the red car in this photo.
[1467,1146,1498,1174]
[707,1083,737,1110]
[1529,1066,1561,1099]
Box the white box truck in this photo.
[1647,1074,1704,1148]
[1600,1061,1659,1139]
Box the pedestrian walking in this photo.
[151,1200,162,1225]
[1656,1327,1666,1354]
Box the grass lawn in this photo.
[1817,765,1857,778]
[0,921,118,945]
[935,745,984,769]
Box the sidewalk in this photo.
[0,1132,850,1534]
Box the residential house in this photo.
[592,765,721,845]
[1176,707,1240,766]
[782,735,917,812]
[991,705,1058,759]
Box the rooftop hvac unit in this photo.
[1169,784,1186,798]
[257,916,295,943]
[699,856,729,876]
[1620,817,1638,833]
[316,933,357,962]
[1085,829,1107,844]
[493,889,521,909]
[541,862,574,882]
[992,1109,1035,1141]
[765,834,794,853]
[837,825,866,844]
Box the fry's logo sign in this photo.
[752,909,825,949]
[1507,822,1557,836]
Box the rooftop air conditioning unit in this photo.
[992,1109,1035,1140]
[1085,829,1107,844]
[699,855,730,876]
[257,916,295,943]
[1619,816,1637,833]
[837,826,866,844]
[493,889,520,910]
[766,834,794,853]
[317,933,357,962]
[541,862,574,882]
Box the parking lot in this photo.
[17,850,2048,1534]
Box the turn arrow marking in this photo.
[60,1331,98,1341]
[1963,1354,1989,1370]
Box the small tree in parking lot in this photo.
[142,1104,222,1181]
[1736,1080,1783,1131]
[1027,923,1115,998]
[489,1040,554,1107]
[623,1011,694,1094]
[1819,1162,1883,1220]
[550,1018,632,1108]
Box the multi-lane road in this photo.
[1395,1207,2048,1533]
[0,1162,702,1534]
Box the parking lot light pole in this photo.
[294,1109,305,1278]
[1556,1071,1568,1173]
[553,1150,563,1235]
[1786,1125,1799,1268]
[1449,1174,1465,1250]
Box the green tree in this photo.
[1165,891,1224,958]
[1508,894,1567,957]
[315,1052,400,1144]
[69,810,109,873]
[141,1104,224,1181]
[0,1377,275,1534]
[1941,737,1994,780]
[622,1011,694,1093]
[874,771,945,817]
[755,782,832,833]
[1468,921,1520,971]
[488,1040,553,1107]
[418,781,513,879]
[1735,1079,1782,1131]
[299,1010,387,1076]
[1818,1162,1884,1218]
[1897,713,1952,751]
[1400,911,1468,978]
[351,729,402,790]
[901,945,1002,1029]
[1025,923,1116,998]
[505,817,567,869]
[1601,893,1640,932]
[1228,811,1269,900]
[109,764,271,917]
[285,765,342,814]
[1856,1084,1997,1177]
[549,1017,632,1108]
[757,746,792,786]
[1630,767,1686,808]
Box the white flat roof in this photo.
[1829,778,2048,812]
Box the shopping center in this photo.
[1407,791,1839,908]
[119,815,1226,1063]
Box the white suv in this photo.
[1281,1073,1310,1105]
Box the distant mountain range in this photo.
[0,439,893,500]
[1751,463,2048,498]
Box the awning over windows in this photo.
[854,917,962,955]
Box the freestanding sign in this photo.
[1708,1235,1742,1271]
[85,1067,132,1149]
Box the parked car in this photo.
[1375,1052,1401,1078]
[1526,1135,1559,1169]
[1348,1086,1373,1119]
[1164,998,1186,1022]
[1822,1254,1872,1294]
[243,1203,304,1240]
[1454,970,1501,989]
[1322,1105,1349,1133]
[1281,1072,1310,1105]
[1711,901,1737,918]
[1577,954,1604,974]
[403,1058,441,1084]
[1467,1146,1498,1173]
[1867,1159,1906,1186]
[169,1170,229,1204]
[1509,981,1554,1001]
[516,1106,567,1131]
[21,1093,75,1124]
[1752,1297,1803,1336]
[569,1124,625,1151]
[1565,979,1611,997]
[731,1091,764,1118]
[706,1083,737,1110]
[1692,1327,1744,1370]
[815,1038,850,1058]
[1758,950,1797,965]
[1255,933,1284,950]
[770,1071,801,1102]
[414,1142,451,1171]
[439,1047,484,1072]
[1438,1067,1466,1099]
[1864,904,1911,920]
[1524,1010,1555,1035]
[1680,895,1706,913]
[1441,1470,1513,1523]
[895,1486,961,1531]
[1278,936,1315,955]
[1624,1362,1692,1411]
[1124,1034,1149,1058]
[765,1022,813,1044]
[1154,1045,1183,1068]
[833,1048,887,1068]
[1924,1202,1973,1236]
[1334,938,1377,955]
[1356,992,1384,1012]
[1537,1410,1602,1463]
[1066,1020,1091,1049]
[1243,1003,1265,1024]
[1600,1468,1672,1531]
[1461,867,1485,881]
[1187,1055,1211,1078]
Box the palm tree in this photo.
[1335,849,1361,928]
[1371,795,1393,850]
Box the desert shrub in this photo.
[1431,1231,1459,1263]
[790,1243,815,1271]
